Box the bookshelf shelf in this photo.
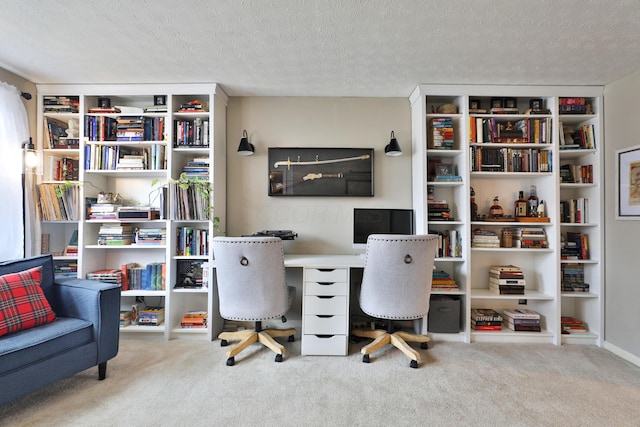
[411,85,603,346]
[470,289,554,300]
[36,84,227,342]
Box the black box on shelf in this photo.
[428,295,461,333]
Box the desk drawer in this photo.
[305,281,348,296]
[301,334,348,356]
[305,268,348,283]
[304,315,348,335]
[304,295,347,315]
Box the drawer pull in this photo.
[318,268,335,272]
[317,282,335,286]
[316,315,334,319]
[317,295,335,300]
[314,335,334,339]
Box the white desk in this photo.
[284,254,365,269]
[284,255,365,355]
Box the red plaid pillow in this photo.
[0,266,56,337]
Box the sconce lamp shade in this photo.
[23,137,39,169]
[384,131,402,156]
[237,130,254,156]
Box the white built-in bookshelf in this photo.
[35,83,227,341]
[410,85,604,346]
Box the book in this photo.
[470,308,502,322]
[502,308,540,320]
[489,265,522,272]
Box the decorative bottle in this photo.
[528,185,539,217]
[514,190,527,217]
[470,187,478,221]
[490,196,504,218]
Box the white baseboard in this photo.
[604,341,640,367]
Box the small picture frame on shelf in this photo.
[504,97,517,109]
[491,98,503,108]
[437,163,456,176]
[154,95,166,106]
[470,99,481,110]
[530,98,543,110]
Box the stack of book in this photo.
[472,228,500,248]
[471,308,503,330]
[86,268,122,285]
[120,310,132,327]
[88,203,121,220]
[431,270,458,291]
[180,311,208,328]
[512,227,548,248]
[53,259,78,277]
[43,95,79,113]
[116,116,145,142]
[135,228,167,245]
[178,99,207,112]
[139,307,165,326]
[561,263,589,292]
[489,265,525,295]
[98,223,135,245]
[181,157,210,180]
[428,117,454,150]
[561,316,587,334]
[116,155,145,170]
[502,308,541,332]
[558,97,588,114]
[427,199,452,221]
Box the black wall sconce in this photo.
[384,131,402,156]
[237,130,254,156]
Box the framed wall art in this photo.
[616,144,640,219]
[268,147,374,196]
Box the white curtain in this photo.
[0,82,31,260]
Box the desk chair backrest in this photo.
[213,236,289,321]
[360,234,438,320]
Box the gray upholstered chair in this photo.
[351,234,438,368]
[213,236,296,366]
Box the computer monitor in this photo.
[353,208,415,250]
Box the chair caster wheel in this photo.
[275,354,283,363]
[410,360,418,369]
[421,342,428,350]
[288,335,295,342]
[226,357,235,366]
[362,354,370,363]
[220,339,228,347]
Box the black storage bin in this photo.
[428,295,461,333]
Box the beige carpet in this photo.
[2,337,640,427]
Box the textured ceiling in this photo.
[2,0,640,97]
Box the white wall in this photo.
[604,71,640,361]
[225,97,411,254]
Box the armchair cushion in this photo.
[0,266,56,337]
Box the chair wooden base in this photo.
[218,326,296,365]
[351,328,430,368]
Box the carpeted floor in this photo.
[2,337,640,427]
